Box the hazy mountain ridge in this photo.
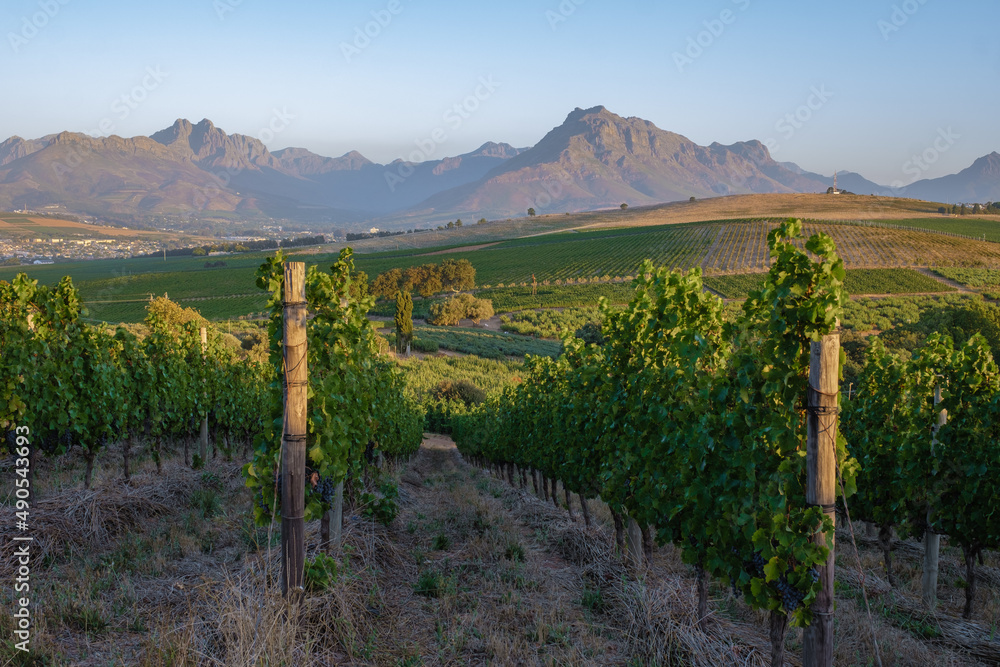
[902,152,1000,203]
[0,107,996,227]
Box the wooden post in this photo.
[332,481,344,549]
[803,331,839,667]
[281,263,307,598]
[199,327,209,464]
[922,385,946,607]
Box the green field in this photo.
[933,267,1000,288]
[410,326,561,359]
[705,269,956,299]
[5,217,1000,324]
[499,307,603,339]
[396,355,525,398]
[864,217,1000,243]
[840,293,977,331]
[353,222,718,286]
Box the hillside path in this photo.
[914,267,975,293]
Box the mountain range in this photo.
[0,106,997,229]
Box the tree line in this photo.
[140,235,327,258]
[371,259,476,298]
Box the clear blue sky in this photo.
[2,0,997,185]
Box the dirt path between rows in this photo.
[371,435,812,666]
[377,434,628,665]
[915,266,975,293]
[417,242,502,256]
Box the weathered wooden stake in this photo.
[332,481,344,549]
[803,330,839,667]
[922,385,946,607]
[281,262,307,598]
[199,327,209,464]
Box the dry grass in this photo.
[570,193,998,231]
[2,436,999,666]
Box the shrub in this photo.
[415,570,443,597]
[432,379,485,406]
[504,541,526,562]
[360,481,400,525]
[427,293,495,326]
[304,552,340,591]
[574,321,604,345]
[412,337,439,353]
[190,489,220,519]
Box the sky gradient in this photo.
[2,0,998,185]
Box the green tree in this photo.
[466,298,494,325]
[372,268,403,298]
[961,204,968,215]
[440,259,475,292]
[394,290,413,355]
[689,196,696,202]
[620,203,628,210]
[527,208,535,217]
[427,293,494,326]
[455,219,463,227]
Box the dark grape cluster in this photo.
[256,489,270,514]
[39,434,57,455]
[730,548,818,612]
[741,550,767,578]
[315,476,336,504]
[775,575,806,612]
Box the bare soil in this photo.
[2,435,998,665]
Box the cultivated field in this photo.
[3,194,999,325]
[0,213,212,243]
